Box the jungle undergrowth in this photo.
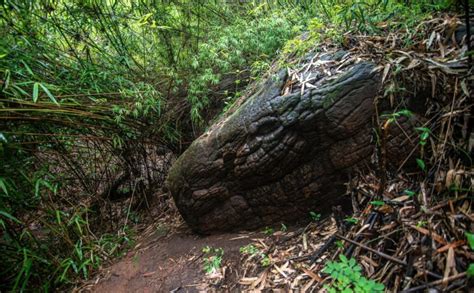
[0,0,461,291]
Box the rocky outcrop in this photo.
[166,55,394,234]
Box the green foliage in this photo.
[187,6,303,123]
[416,127,431,170]
[310,211,322,222]
[240,244,271,267]
[370,200,385,206]
[466,232,474,250]
[323,254,385,293]
[281,0,454,58]
[0,1,310,290]
[262,226,274,236]
[416,158,427,172]
[466,232,474,277]
[382,109,413,125]
[468,264,474,278]
[344,217,359,225]
[416,220,428,228]
[202,246,224,274]
[416,127,431,147]
[240,244,260,256]
[260,255,271,267]
[1,195,134,291]
[403,189,416,197]
[0,0,457,290]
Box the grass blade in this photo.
[0,210,21,224]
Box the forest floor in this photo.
[78,171,473,293]
[79,216,262,292]
[77,13,473,293]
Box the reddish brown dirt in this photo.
[82,227,257,292]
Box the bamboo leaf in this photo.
[0,177,8,195]
[21,60,34,76]
[39,83,59,105]
[12,84,29,96]
[32,82,39,102]
[3,69,10,90]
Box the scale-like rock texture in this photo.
[167,61,384,233]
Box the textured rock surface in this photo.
[167,61,383,233]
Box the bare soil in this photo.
[82,226,257,292]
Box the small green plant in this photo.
[262,227,274,236]
[281,223,287,232]
[310,211,321,222]
[416,127,430,147]
[323,255,384,293]
[466,232,474,250]
[240,244,260,255]
[202,246,224,274]
[240,244,271,267]
[382,109,412,124]
[416,220,428,228]
[416,158,426,172]
[403,189,416,197]
[468,265,474,278]
[415,127,431,173]
[344,217,358,225]
[260,255,271,267]
[466,232,474,277]
[370,200,385,206]
[335,240,344,249]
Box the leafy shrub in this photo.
[0,1,312,289]
[0,0,456,290]
[202,246,224,274]
[323,254,385,293]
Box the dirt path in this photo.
[83,226,257,292]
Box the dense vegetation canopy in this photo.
[0,0,468,291]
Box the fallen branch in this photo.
[399,272,467,293]
[335,234,407,266]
